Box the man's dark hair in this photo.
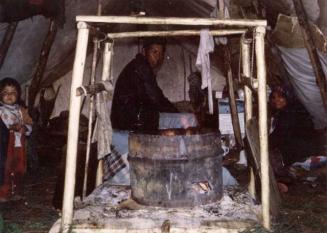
[142,37,167,52]
[0,77,22,101]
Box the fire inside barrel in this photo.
[128,129,223,207]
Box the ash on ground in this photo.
[71,181,260,229]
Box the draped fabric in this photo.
[278,46,327,130]
[0,0,65,26]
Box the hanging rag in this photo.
[92,80,126,178]
[92,80,113,159]
[196,29,215,113]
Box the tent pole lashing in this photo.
[61,22,90,233]
[76,83,107,96]
[240,75,258,91]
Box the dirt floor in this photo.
[0,145,61,233]
[226,150,327,233]
[0,147,326,233]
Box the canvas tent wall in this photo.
[50,35,226,118]
[1,0,325,123]
[267,1,327,130]
[0,0,227,119]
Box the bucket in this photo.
[128,130,223,207]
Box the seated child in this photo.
[0,77,32,202]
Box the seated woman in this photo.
[269,85,319,171]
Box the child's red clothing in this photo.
[0,104,31,200]
[0,132,26,198]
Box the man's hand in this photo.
[21,107,33,125]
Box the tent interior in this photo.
[0,0,326,232]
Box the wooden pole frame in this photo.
[62,15,269,231]
[107,29,247,39]
[61,22,90,233]
[255,26,270,230]
[76,15,267,27]
[241,36,256,199]
[95,41,114,186]
[82,38,99,199]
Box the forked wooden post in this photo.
[241,36,253,122]
[241,36,255,198]
[83,38,99,199]
[101,42,113,82]
[61,22,89,233]
[255,26,270,230]
[95,41,113,186]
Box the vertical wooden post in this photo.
[292,0,327,110]
[61,22,89,233]
[0,22,18,68]
[97,0,102,16]
[95,41,113,186]
[255,26,270,230]
[218,0,225,18]
[82,38,99,199]
[241,36,255,197]
[94,0,106,187]
[241,36,253,122]
[101,42,113,82]
[223,46,244,148]
[28,19,58,112]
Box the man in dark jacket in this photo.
[111,37,178,131]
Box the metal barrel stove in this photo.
[128,130,223,207]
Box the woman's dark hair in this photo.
[269,85,294,104]
[0,77,22,102]
[142,37,167,52]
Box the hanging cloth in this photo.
[92,80,113,159]
[92,81,126,178]
[196,29,215,114]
